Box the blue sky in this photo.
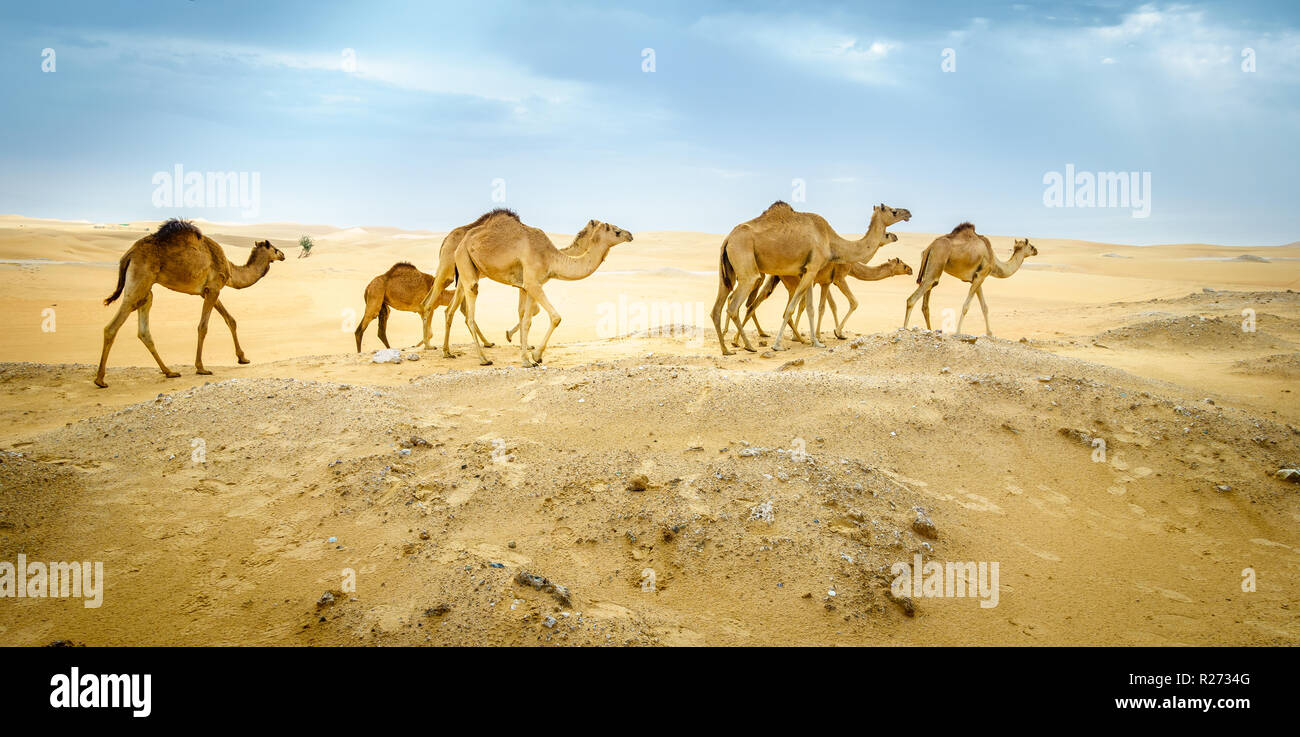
[1,0,1297,244]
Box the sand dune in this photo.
[0,216,1296,645]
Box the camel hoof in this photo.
[481,342,495,348]
[480,360,493,366]
[93,377,108,388]
[771,344,787,352]
[164,371,181,379]
[813,341,826,349]
[238,357,250,365]
[834,332,846,340]
[757,331,770,338]
[721,349,734,357]
[505,332,515,344]
[743,345,758,353]
[195,369,211,376]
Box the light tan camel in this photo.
[416,209,569,351]
[354,262,457,351]
[444,210,632,367]
[711,201,910,355]
[94,219,284,387]
[733,232,902,344]
[903,222,1037,335]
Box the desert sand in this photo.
[0,214,1296,645]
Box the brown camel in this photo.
[903,222,1037,335]
[711,201,910,355]
[734,232,902,344]
[416,209,563,351]
[444,209,632,367]
[94,219,284,387]
[354,262,457,351]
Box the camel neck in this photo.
[850,262,898,281]
[831,211,890,263]
[992,250,1027,278]
[229,251,272,288]
[551,239,613,280]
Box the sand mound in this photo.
[2,335,1296,645]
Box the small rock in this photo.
[372,348,403,364]
[1215,485,1232,493]
[404,352,420,361]
[1276,468,1300,483]
[778,358,805,371]
[626,474,649,492]
[912,511,939,539]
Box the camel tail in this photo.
[916,247,931,285]
[719,240,735,290]
[104,254,129,305]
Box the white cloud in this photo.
[693,14,900,85]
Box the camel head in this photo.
[886,257,913,276]
[884,232,898,245]
[581,220,634,249]
[874,203,912,227]
[255,240,287,262]
[1013,238,1038,258]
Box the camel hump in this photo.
[762,200,794,215]
[467,208,520,229]
[385,261,421,276]
[154,218,203,242]
[949,221,976,236]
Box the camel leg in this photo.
[524,285,563,363]
[773,268,819,351]
[194,290,220,375]
[505,292,535,350]
[818,286,841,342]
[376,303,391,349]
[424,263,459,358]
[976,284,993,336]
[419,307,435,350]
[213,299,249,363]
[458,299,495,347]
[804,282,825,349]
[728,274,763,353]
[833,278,856,339]
[922,290,933,329]
[94,290,140,387]
[904,281,931,330]
[136,291,180,379]
[956,276,986,335]
[450,256,492,366]
[710,276,736,357]
[354,295,384,352]
[443,284,464,359]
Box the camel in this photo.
[903,222,1037,335]
[442,209,632,367]
[710,201,910,355]
[94,219,284,387]
[733,232,902,344]
[354,262,457,352]
[415,209,573,351]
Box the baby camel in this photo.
[903,222,1037,335]
[94,219,284,387]
[354,262,456,351]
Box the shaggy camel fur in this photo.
[903,222,1037,335]
[711,201,910,355]
[94,219,284,387]
[444,210,632,367]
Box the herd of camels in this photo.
[92,203,1038,386]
